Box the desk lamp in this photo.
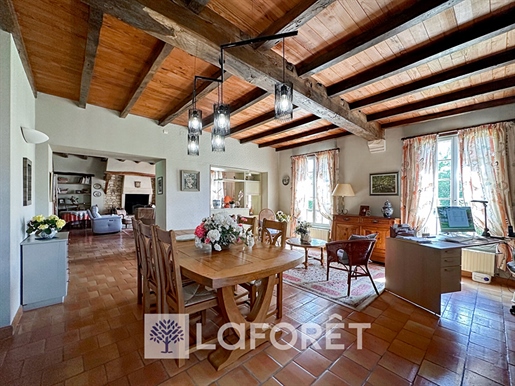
[471,199,491,237]
[332,183,355,214]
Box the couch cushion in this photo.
[91,205,101,218]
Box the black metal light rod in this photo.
[192,75,223,106]
[220,31,298,50]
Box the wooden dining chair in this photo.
[242,219,287,319]
[132,219,143,305]
[258,208,275,240]
[325,239,379,296]
[237,215,256,234]
[137,221,162,313]
[151,225,219,367]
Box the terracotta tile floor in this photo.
[1,229,514,385]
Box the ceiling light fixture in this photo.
[21,126,49,144]
[187,31,297,155]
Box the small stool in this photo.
[122,216,133,228]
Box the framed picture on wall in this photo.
[370,172,399,196]
[157,176,163,195]
[180,170,200,192]
[23,158,32,206]
[359,205,370,216]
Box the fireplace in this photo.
[124,194,150,214]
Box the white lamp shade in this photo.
[21,127,49,144]
[332,183,355,197]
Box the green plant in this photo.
[276,210,291,222]
[26,214,66,235]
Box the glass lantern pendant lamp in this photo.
[188,109,203,135]
[211,132,225,152]
[187,134,200,156]
[213,103,230,136]
[275,37,293,122]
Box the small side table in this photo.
[286,237,326,269]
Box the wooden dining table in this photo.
[175,241,303,371]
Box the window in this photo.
[297,156,330,227]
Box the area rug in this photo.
[283,261,385,311]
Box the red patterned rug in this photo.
[283,261,385,311]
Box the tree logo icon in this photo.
[144,314,189,359]
[149,319,185,353]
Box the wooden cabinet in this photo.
[331,215,400,263]
[21,232,69,310]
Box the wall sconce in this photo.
[134,181,141,188]
[332,183,355,214]
[21,126,49,144]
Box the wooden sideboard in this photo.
[331,215,400,263]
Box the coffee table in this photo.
[286,237,327,269]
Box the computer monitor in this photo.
[437,206,476,233]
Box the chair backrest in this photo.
[258,208,275,223]
[116,208,127,217]
[237,215,256,234]
[138,221,160,291]
[133,219,141,263]
[135,207,155,220]
[151,225,184,313]
[326,239,376,266]
[261,218,287,248]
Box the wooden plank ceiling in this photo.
[2,0,515,151]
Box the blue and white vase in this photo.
[382,200,394,218]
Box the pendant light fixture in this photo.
[188,76,204,136]
[275,37,293,122]
[211,132,225,152]
[187,133,200,156]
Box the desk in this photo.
[176,242,303,371]
[386,237,499,314]
[286,237,326,269]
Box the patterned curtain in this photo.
[459,122,515,237]
[290,155,308,236]
[400,134,437,232]
[315,149,339,222]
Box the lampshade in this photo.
[21,126,49,144]
[187,134,199,156]
[213,103,230,136]
[188,109,203,135]
[332,183,355,197]
[275,82,293,122]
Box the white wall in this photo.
[36,94,281,230]
[0,31,36,328]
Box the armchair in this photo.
[87,207,122,234]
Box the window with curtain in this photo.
[290,149,338,232]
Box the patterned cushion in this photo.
[337,234,377,264]
[349,233,377,240]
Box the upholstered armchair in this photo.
[87,206,122,234]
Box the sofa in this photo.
[87,206,122,234]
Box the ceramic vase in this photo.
[382,200,394,218]
[37,229,57,239]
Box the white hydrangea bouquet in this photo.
[194,212,242,251]
[26,214,66,238]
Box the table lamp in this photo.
[332,183,355,214]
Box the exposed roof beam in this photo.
[327,5,515,97]
[158,70,226,126]
[258,124,337,147]
[350,48,515,110]
[203,88,269,129]
[185,0,210,14]
[231,111,278,136]
[78,7,103,108]
[0,0,37,97]
[254,0,338,51]
[275,131,350,151]
[382,96,515,128]
[120,41,174,118]
[368,76,515,121]
[83,0,381,140]
[298,0,463,78]
[240,115,320,143]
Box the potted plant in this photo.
[295,221,311,243]
[26,214,66,239]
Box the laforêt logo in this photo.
[145,314,188,359]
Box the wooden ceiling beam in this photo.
[240,115,320,143]
[230,110,279,136]
[78,7,103,108]
[368,75,515,121]
[275,131,350,151]
[382,96,515,128]
[120,41,174,118]
[203,88,269,129]
[350,48,515,110]
[258,124,337,147]
[0,0,37,97]
[185,0,210,14]
[158,70,226,126]
[298,0,463,78]
[82,0,382,141]
[327,5,515,97]
[254,0,338,51]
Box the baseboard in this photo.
[0,306,23,340]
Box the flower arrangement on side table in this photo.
[275,210,291,222]
[295,220,311,243]
[26,214,66,239]
[194,212,242,251]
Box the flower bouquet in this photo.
[294,220,311,243]
[26,214,66,239]
[276,211,291,222]
[194,212,242,251]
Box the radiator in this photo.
[310,227,330,241]
[461,247,497,276]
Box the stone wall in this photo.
[103,175,123,213]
